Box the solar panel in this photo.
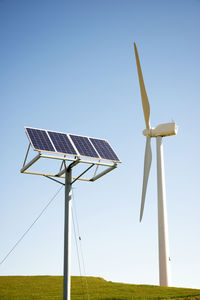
[25,127,120,162]
[70,135,100,159]
[48,131,77,155]
[26,128,55,152]
[90,138,120,162]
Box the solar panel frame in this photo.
[89,137,120,162]
[25,127,56,153]
[69,134,100,160]
[48,131,78,156]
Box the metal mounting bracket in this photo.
[21,145,118,183]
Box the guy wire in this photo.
[72,188,90,300]
[72,207,85,300]
[0,185,63,266]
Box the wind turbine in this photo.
[134,43,178,287]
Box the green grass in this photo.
[0,276,200,300]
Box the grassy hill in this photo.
[0,276,200,300]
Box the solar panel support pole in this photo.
[63,165,72,300]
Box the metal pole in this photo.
[156,136,170,286]
[63,167,72,300]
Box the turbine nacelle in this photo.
[143,122,178,138]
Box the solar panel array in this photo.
[25,127,120,162]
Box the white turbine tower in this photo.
[134,43,178,287]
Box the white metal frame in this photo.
[21,143,118,182]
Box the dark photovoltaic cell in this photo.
[26,128,55,152]
[70,135,99,159]
[90,138,120,162]
[48,131,77,155]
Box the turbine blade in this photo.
[134,43,151,130]
[140,137,152,222]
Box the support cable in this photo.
[0,185,63,266]
[72,189,90,300]
[72,208,85,300]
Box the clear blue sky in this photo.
[0,0,200,290]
